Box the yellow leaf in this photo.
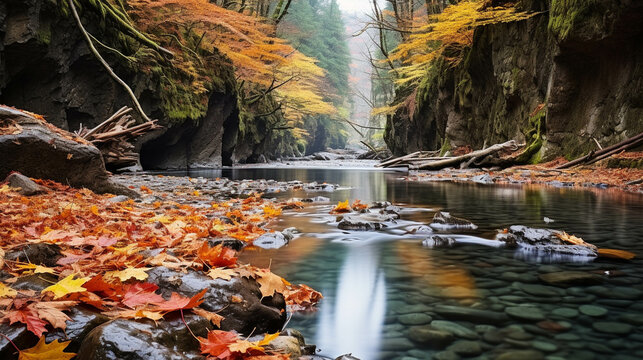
[228,339,264,354]
[90,205,99,216]
[19,336,75,360]
[193,190,200,196]
[0,283,17,298]
[16,263,56,275]
[105,267,150,282]
[42,274,89,299]
[254,269,289,298]
[262,205,282,218]
[257,332,280,346]
[207,268,236,281]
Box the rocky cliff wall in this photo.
[0,0,239,170]
[385,0,643,161]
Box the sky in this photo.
[337,0,373,13]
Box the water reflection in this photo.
[316,243,386,358]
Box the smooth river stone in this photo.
[517,284,565,297]
[587,286,642,300]
[579,305,608,317]
[398,313,433,326]
[619,314,643,326]
[433,305,509,325]
[592,322,633,335]
[538,271,602,287]
[505,307,546,322]
[447,340,482,357]
[430,320,478,340]
[407,327,454,348]
[531,340,558,353]
[551,308,579,318]
[495,349,544,360]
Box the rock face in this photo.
[0,0,238,170]
[385,0,643,160]
[0,106,136,195]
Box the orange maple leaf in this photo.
[198,243,237,268]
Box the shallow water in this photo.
[183,168,643,360]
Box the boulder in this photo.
[497,226,598,259]
[0,106,136,196]
[337,213,395,231]
[76,314,210,360]
[429,212,478,230]
[146,267,286,335]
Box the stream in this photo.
[167,167,643,360]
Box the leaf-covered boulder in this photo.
[0,106,136,196]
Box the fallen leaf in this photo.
[0,283,17,298]
[208,268,236,281]
[16,263,56,275]
[198,243,237,268]
[105,267,151,282]
[330,200,351,214]
[19,336,75,360]
[192,307,224,327]
[254,269,289,298]
[42,274,89,299]
[199,330,238,359]
[121,282,165,308]
[598,248,636,260]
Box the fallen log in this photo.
[410,140,519,170]
[556,131,643,169]
[377,150,440,168]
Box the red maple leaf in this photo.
[121,283,165,308]
[5,307,48,337]
[199,330,238,359]
[198,243,237,267]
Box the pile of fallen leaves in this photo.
[0,178,321,359]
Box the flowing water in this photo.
[184,167,643,360]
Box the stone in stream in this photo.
[407,327,455,348]
[398,313,433,325]
[578,305,608,317]
[551,308,579,318]
[446,340,482,357]
[337,213,395,231]
[433,305,509,325]
[253,231,290,249]
[207,237,246,251]
[538,271,603,287]
[430,320,479,340]
[432,350,460,360]
[496,225,598,259]
[592,322,633,335]
[146,267,286,335]
[495,349,545,360]
[505,307,546,322]
[429,211,478,231]
[76,313,210,359]
[422,235,457,248]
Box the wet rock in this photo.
[495,349,544,360]
[505,307,546,322]
[423,236,457,249]
[538,271,602,287]
[337,213,394,231]
[5,172,46,195]
[619,313,643,326]
[76,314,210,359]
[592,322,633,335]
[264,336,301,357]
[207,238,246,251]
[433,305,509,325]
[398,313,433,325]
[12,273,58,291]
[578,305,607,317]
[5,243,62,267]
[303,196,330,203]
[497,226,597,259]
[531,340,558,353]
[430,320,478,340]
[380,337,414,352]
[432,350,460,360]
[0,323,35,359]
[335,354,361,360]
[517,284,565,297]
[46,307,109,352]
[429,212,478,230]
[551,308,578,318]
[146,267,286,335]
[253,232,289,249]
[447,340,482,357]
[408,327,455,348]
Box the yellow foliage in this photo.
[389,0,536,85]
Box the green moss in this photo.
[548,0,614,41]
[514,105,546,164]
[439,138,451,157]
[36,22,52,45]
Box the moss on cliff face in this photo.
[549,0,621,41]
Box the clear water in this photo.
[186,168,643,360]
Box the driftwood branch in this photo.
[556,132,643,169]
[411,141,519,170]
